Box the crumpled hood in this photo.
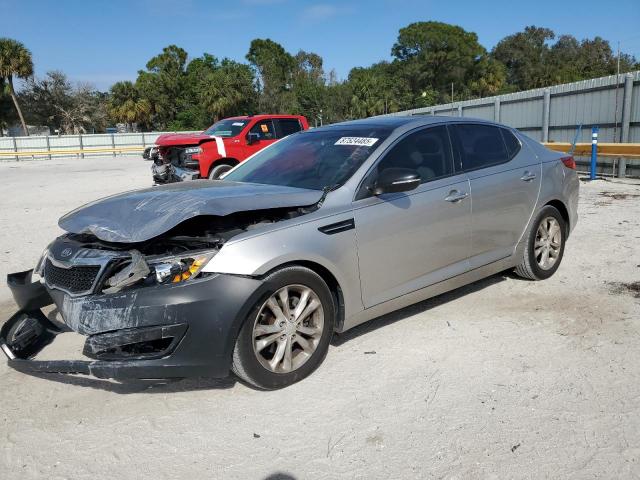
[155,133,212,147]
[59,180,323,243]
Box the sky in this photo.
[2,0,640,91]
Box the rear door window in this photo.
[275,119,303,138]
[249,120,276,140]
[450,124,510,172]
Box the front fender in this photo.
[203,214,364,320]
[195,141,222,177]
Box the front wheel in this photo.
[231,266,335,390]
[515,205,566,280]
[208,162,235,180]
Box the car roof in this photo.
[226,114,305,121]
[313,115,500,132]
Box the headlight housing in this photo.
[184,146,202,155]
[34,247,50,277]
[147,251,215,285]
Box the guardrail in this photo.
[0,131,198,161]
[0,146,144,158]
[1,134,638,177]
[4,142,638,158]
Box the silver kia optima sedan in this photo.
[2,116,578,389]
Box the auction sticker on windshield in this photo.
[335,137,379,147]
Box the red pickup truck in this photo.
[148,114,309,183]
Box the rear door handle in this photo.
[520,171,537,181]
[444,190,469,203]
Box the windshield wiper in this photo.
[301,184,340,214]
[316,183,341,209]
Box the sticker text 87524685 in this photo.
[334,137,379,147]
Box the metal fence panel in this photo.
[461,104,493,120]
[630,83,640,142]
[501,98,543,129]
[382,71,640,176]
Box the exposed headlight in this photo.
[148,251,215,285]
[184,146,202,155]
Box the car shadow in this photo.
[19,371,238,394]
[331,271,511,347]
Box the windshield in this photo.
[203,119,248,137]
[224,127,392,190]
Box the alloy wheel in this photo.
[534,216,562,270]
[252,284,325,374]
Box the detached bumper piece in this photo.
[0,309,188,379]
[1,310,59,359]
[3,268,268,380]
[7,269,53,311]
[83,324,187,361]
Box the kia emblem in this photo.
[61,248,73,258]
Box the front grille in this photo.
[44,258,101,294]
[178,149,199,169]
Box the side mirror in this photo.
[371,168,420,195]
[247,132,260,145]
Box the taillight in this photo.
[560,156,576,169]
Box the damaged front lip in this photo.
[0,308,189,380]
[2,267,270,380]
[0,313,187,379]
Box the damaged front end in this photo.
[151,145,201,184]
[2,207,315,380]
[2,181,324,380]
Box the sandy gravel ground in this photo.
[0,157,639,479]
[0,156,151,303]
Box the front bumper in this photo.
[151,163,200,184]
[1,270,266,380]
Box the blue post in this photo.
[590,127,598,180]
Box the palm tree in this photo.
[108,81,152,131]
[0,38,33,136]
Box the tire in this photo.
[208,162,235,180]
[515,205,566,280]
[231,266,335,390]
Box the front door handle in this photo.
[444,190,469,203]
[520,171,537,181]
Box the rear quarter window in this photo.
[451,124,510,171]
[500,128,522,158]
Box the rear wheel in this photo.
[231,266,335,390]
[515,205,566,280]
[208,162,235,179]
